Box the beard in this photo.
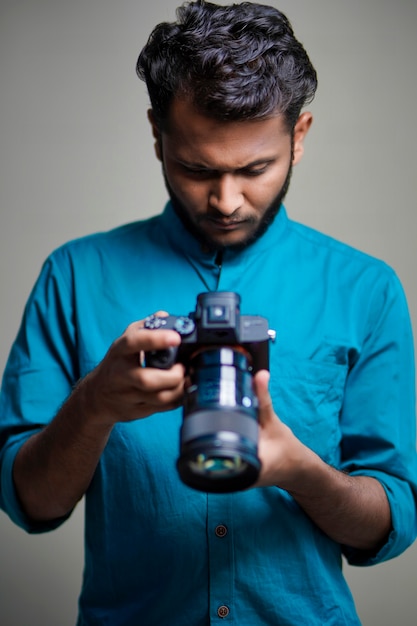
[164,161,293,254]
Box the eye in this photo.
[245,167,268,176]
[239,161,274,177]
[183,166,213,178]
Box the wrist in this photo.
[277,438,325,495]
[72,372,117,431]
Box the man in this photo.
[1,1,416,624]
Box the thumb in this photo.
[253,369,274,426]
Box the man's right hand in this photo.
[80,315,185,426]
[12,315,185,522]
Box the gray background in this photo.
[1,0,416,624]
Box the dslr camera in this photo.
[144,291,274,493]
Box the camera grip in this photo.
[144,346,178,369]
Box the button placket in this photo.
[207,495,234,622]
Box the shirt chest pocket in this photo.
[269,358,348,465]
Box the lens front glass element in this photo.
[189,452,248,477]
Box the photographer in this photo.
[1,1,416,624]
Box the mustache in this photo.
[203,213,255,225]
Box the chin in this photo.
[167,186,286,253]
[203,228,255,250]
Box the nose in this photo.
[208,173,243,216]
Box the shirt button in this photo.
[215,524,228,538]
[217,605,230,618]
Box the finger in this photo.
[253,369,274,426]
[134,386,184,412]
[135,362,185,392]
[118,324,182,356]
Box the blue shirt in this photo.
[1,203,417,625]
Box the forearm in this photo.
[254,370,392,552]
[284,444,392,551]
[13,376,114,522]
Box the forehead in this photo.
[163,97,291,168]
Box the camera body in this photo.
[144,291,270,372]
[144,291,273,493]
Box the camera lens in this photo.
[176,347,261,492]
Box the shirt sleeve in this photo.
[0,249,78,533]
[340,266,417,565]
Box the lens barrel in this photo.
[177,347,261,492]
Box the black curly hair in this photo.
[136,0,317,132]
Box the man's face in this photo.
[149,98,311,251]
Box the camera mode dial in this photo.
[173,316,195,335]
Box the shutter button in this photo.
[215,524,228,538]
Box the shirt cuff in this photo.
[1,438,71,534]
[343,468,417,566]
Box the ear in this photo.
[147,109,163,162]
[292,111,313,165]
